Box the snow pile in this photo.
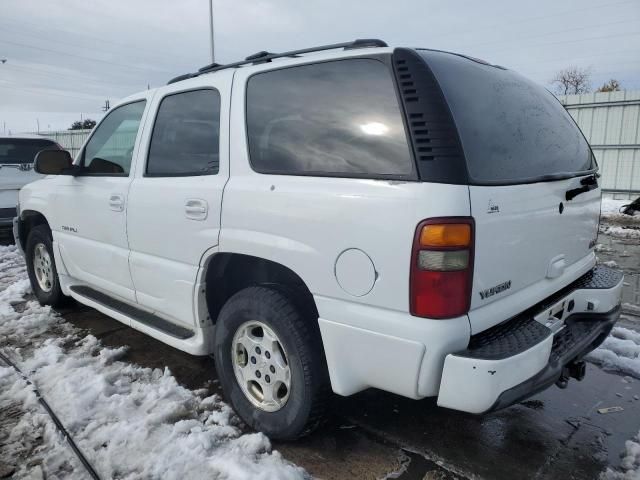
[601,431,640,479]
[0,245,304,480]
[600,198,640,225]
[588,326,640,379]
[0,364,82,478]
[600,226,640,240]
[601,198,632,216]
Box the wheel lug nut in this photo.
[265,351,271,359]
[270,365,275,373]
[255,371,261,378]
[251,356,256,364]
[255,347,261,354]
[265,375,270,383]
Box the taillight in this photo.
[410,217,474,319]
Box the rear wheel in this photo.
[25,225,69,307]
[214,286,329,440]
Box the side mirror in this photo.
[34,149,73,175]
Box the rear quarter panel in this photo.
[224,61,471,313]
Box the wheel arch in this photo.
[202,252,319,326]
[17,210,51,251]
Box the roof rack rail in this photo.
[167,38,387,84]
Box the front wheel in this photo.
[25,225,69,307]
[214,286,329,440]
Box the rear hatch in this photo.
[414,50,600,333]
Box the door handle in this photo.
[185,199,208,220]
[109,194,125,212]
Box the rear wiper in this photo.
[565,173,600,201]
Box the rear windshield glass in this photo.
[0,139,58,164]
[419,50,594,184]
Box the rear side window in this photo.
[0,139,58,164]
[147,89,220,176]
[419,50,594,184]
[246,59,414,178]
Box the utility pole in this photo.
[36,118,40,133]
[208,0,215,63]
[101,100,110,112]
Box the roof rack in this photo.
[167,38,387,84]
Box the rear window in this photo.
[419,50,594,184]
[0,139,58,164]
[246,59,414,179]
[147,89,220,176]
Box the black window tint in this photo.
[419,50,593,184]
[0,139,58,164]
[83,101,146,175]
[147,89,220,176]
[246,59,413,178]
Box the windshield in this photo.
[419,50,594,184]
[0,138,59,165]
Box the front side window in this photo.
[147,89,221,176]
[246,59,414,178]
[82,101,146,175]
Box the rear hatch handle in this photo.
[565,173,599,201]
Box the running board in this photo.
[69,286,195,340]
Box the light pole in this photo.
[208,0,215,63]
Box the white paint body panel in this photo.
[438,279,623,413]
[126,71,233,329]
[469,180,601,333]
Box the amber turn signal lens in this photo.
[420,224,471,248]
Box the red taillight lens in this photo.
[410,218,474,319]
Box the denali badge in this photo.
[480,280,512,300]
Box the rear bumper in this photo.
[437,266,623,413]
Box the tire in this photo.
[25,225,69,307]
[214,285,330,440]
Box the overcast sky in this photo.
[1,0,639,133]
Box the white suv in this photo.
[14,40,623,440]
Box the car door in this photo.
[55,98,150,302]
[127,74,231,329]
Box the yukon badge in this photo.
[487,199,500,214]
[480,280,512,300]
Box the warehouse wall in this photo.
[558,90,640,199]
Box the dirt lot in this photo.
[1,215,639,479]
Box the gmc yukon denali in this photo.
[14,40,623,440]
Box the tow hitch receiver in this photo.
[556,360,586,389]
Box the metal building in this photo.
[558,90,640,199]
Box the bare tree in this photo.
[551,67,592,95]
[597,79,621,92]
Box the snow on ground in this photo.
[601,226,640,240]
[601,198,640,219]
[601,198,632,217]
[0,245,305,480]
[601,431,640,480]
[588,324,640,379]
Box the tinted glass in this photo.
[246,59,413,177]
[147,89,221,176]
[83,101,146,175]
[419,50,594,184]
[0,139,58,164]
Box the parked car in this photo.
[0,135,61,238]
[14,40,623,440]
